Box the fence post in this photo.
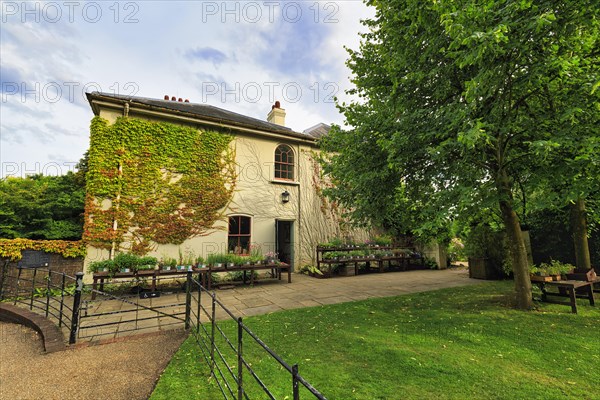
[292,364,300,400]
[185,270,192,330]
[14,267,23,306]
[69,272,84,344]
[210,293,216,374]
[237,317,243,400]
[58,273,66,327]
[45,270,52,317]
[196,274,201,332]
[30,267,38,310]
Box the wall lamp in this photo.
[281,190,290,203]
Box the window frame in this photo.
[228,215,251,255]
[274,144,295,181]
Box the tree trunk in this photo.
[570,197,591,272]
[496,170,533,309]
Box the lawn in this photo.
[150,281,600,399]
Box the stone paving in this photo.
[73,268,482,342]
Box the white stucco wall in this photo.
[83,106,368,281]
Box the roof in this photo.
[303,123,331,139]
[86,92,317,142]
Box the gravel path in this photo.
[0,322,186,400]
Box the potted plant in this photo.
[300,264,324,278]
[530,260,574,282]
[87,259,114,274]
[264,251,278,264]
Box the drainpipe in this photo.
[123,102,130,117]
[296,143,302,271]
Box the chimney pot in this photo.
[164,95,169,100]
[275,101,281,108]
[178,98,183,102]
[184,99,190,102]
[171,96,176,101]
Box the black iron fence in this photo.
[0,261,84,344]
[77,274,188,340]
[1,262,328,399]
[184,271,327,400]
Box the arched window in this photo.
[275,144,294,180]
[228,216,251,254]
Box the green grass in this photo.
[150,281,600,400]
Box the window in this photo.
[228,216,251,254]
[274,144,294,180]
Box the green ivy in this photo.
[84,116,236,253]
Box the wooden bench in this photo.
[532,280,595,314]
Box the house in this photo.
[82,92,367,278]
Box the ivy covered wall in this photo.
[83,116,236,254]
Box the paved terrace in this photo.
[73,268,482,343]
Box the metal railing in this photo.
[184,271,327,400]
[0,262,84,344]
[77,274,187,340]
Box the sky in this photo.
[0,0,375,178]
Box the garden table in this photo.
[532,280,595,314]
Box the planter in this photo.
[530,274,553,282]
[339,265,356,277]
[468,258,501,280]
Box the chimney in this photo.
[267,101,286,126]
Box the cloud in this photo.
[185,47,228,65]
[0,1,373,174]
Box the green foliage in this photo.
[0,238,86,261]
[530,260,575,276]
[373,234,392,246]
[84,116,236,252]
[0,173,85,240]
[447,238,466,262]
[206,253,234,266]
[87,253,157,274]
[464,225,508,277]
[527,206,600,267]
[320,0,599,306]
[87,259,114,274]
[298,264,323,275]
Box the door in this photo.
[275,220,294,269]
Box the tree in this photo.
[0,173,85,240]
[321,0,599,309]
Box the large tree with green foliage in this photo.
[321,0,599,309]
[0,173,85,240]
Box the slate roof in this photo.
[303,123,331,139]
[86,92,316,141]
